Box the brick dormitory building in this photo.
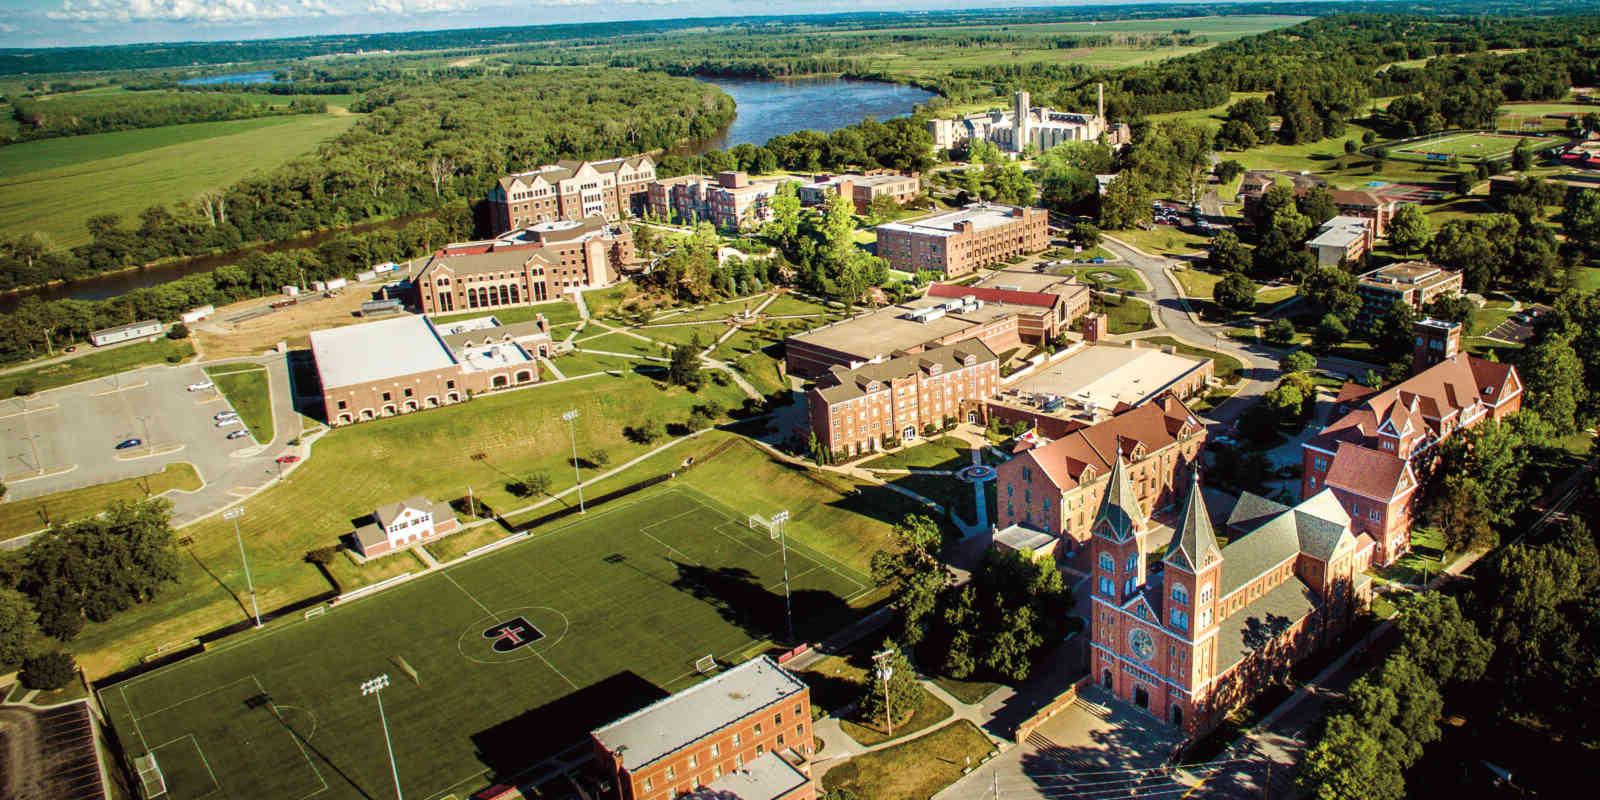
[807,341,1000,458]
[413,216,634,315]
[590,656,815,800]
[487,155,657,234]
[875,203,1049,276]
[1300,318,1522,565]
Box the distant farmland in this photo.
[0,113,356,247]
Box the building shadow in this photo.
[471,671,668,785]
[284,349,326,420]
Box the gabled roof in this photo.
[375,495,436,528]
[1215,578,1321,674]
[1309,354,1518,455]
[1226,491,1289,534]
[1218,488,1357,597]
[810,340,998,405]
[1025,397,1200,494]
[1323,441,1413,502]
[925,283,1060,311]
[1164,473,1221,574]
[1291,489,1355,561]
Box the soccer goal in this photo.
[135,752,168,799]
[304,605,327,621]
[748,510,789,541]
[695,654,718,674]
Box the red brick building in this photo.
[487,155,656,234]
[591,656,814,800]
[1090,467,1374,735]
[1300,319,1523,565]
[807,341,1000,459]
[414,216,633,315]
[875,203,1049,276]
[994,396,1206,549]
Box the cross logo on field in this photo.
[482,616,544,653]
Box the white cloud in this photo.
[49,0,338,23]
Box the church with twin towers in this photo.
[1087,456,1375,734]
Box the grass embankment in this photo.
[204,364,274,443]
[0,114,357,246]
[0,462,201,542]
[862,436,970,471]
[1172,267,1298,315]
[1100,296,1154,334]
[432,299,585,329]
[824,720,995,800]
[0,338,194,397]
[1056,265,1149,292]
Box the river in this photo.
[692,76,936,150]
[2,77,935,309]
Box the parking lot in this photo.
[0,355,300,536]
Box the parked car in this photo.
[213,411,238,421]
[1090,257,1106,264]
[216,419,242,428]
[64,346,77,353]
[188,381,214,392]
[276,455,301,465]
[227,430,250,440]
[115,438,142,450]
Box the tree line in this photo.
[5,91,325,144]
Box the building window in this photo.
[1172,584,1189,604]
[711,743,720,757]
[732,733,741,746]
[774,712,782,726]
[1170,609,1188,630]
[794,703,803,717]
[1099,552,1113,572]
[754,723,763,736]
[1099,577,1114,596]
[644,778,653,792]
[1125,553,1137,573]
[796,724,805,739]
[337,400,347,410]
[381,392,391,402]
[666,767,675,780]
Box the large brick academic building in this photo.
[1089,465,1374,735]
[1300,319,1522,565]
[807,341,1000,459]
[413,216,634,315]
[875,203,1049,276]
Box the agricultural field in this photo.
[0,114,357,246]
[100,484,869,800]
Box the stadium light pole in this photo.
[563,409,585,513]
[361,674,404,800]
[224,507,261,628]
[773,510,794,644]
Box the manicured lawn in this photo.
[100,485,868,800]
[728,350,788,398]
[1101,296,1154,334]
[0,338,194,397]
[204,364,274,444]
[553,351,642,377]
[573,332,665,360]
[634,322,730,349]
[764,293,839,317]
[823,720,995,800]
[862,436,970,471]
[1373,525,1446,586]
[1111,226,1212,258]
[1173,267,1220,299]
[1470,305,1516,337]
[0,114,357,246]
[1572,266,1600,294]
[66,370,751,678]
[433,300,584,328]
[1141,335,1246,385]
[648,295,768,324]
[0,462,201,541]
[931,675,1005,706]
[840,686,955,747]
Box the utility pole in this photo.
[563,409,585,513]
[772,510,794,644]
[361,674,404,800]
[224,508,261,627]
[874,649,895,737]
[41,328,52,357]
[467,485,476,518]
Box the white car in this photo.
[216,418,242,428]
[213,411,239,421]
[226,430,250,440]
[187,382,214,392]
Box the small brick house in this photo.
[351,496,459,558]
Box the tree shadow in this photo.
[668,561,855,644]
[248,692,376,799]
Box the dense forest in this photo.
[5,91,326,144]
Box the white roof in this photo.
[994,524,1059,553]
[1010,345,1208,413]
[878,203,1026,238]
[690,752,809,800]
[310,315,456,389]
[1307,215,1370,249]
[593,656,806,771]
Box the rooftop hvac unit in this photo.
[921,308,947,323]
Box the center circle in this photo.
[455,605,571,664]
[957,465,997,483]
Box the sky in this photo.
[0,1,1185,49]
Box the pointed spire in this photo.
[1165,470,1222,573]
[1094,453,1145,541]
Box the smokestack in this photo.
[1014,90,1031,154]
[1098,83,1104,120]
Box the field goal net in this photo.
[748,512,786,541]
[135,752,168,798]
[696,655,718,674]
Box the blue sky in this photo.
[0,1,1167,49]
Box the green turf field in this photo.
[0,114,356,246]
[100,485,867,800]
[1391,132,1536,162]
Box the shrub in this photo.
[167,322,190,340]
[21,651,77,691]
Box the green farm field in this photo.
[0,114,357,246]
[100,485,868,800]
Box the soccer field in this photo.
[1391,132,1535,162]
[99,486,869,800]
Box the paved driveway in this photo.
[0,354,301,542]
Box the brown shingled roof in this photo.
[1023,396,1201,493]
[1323,441,1412,501]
